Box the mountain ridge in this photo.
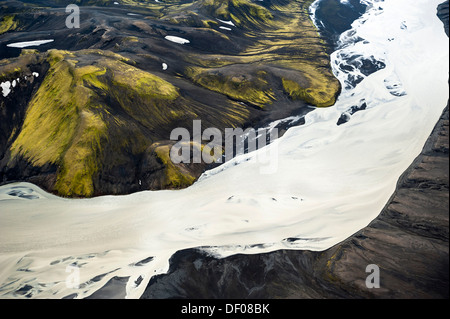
[0,0,340,197]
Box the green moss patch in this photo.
[186,66,274,107]
[153,143,197,189]
[200,0,274,29]
[8,49,183,197]
[0,15,18,35]
[282,75,339,108]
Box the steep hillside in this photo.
[0,0,340,197]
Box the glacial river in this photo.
[0,0,448,299]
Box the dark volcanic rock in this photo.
[438,0,449,37]
[142,105,449,299]
[313,0,367,48]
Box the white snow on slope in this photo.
[164,35,190,44]
[217,19,235,27]
[6,39,54,48]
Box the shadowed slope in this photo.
[0,0,340,197]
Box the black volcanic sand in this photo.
[141,105,449,299]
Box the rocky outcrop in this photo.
[438,0,449,36]
[141,1,450,300]
[313,0,367,47]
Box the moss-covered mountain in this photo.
[0,0,340,197]
[1,50,251,196]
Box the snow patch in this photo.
[217,19,235,27]
[1,81,11,97]
[164,36,190,44]
[6,39,54,48]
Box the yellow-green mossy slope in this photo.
[9,50,184,197]
[0,0,341,197]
